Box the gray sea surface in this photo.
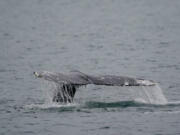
[1,0,180,135]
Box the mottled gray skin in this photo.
[34,70,155,103]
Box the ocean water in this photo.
[1,0,180,134]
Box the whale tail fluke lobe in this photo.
[34,71,156,103]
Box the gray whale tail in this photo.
[33,71,156,103]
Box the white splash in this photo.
[25,102,77,109]
[40,80,56,104]
[128,83,167,105]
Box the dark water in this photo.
[1,0,180,134]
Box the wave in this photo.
[84,100,145,108]
[24,100,180,112]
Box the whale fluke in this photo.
[34,71,155,103]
